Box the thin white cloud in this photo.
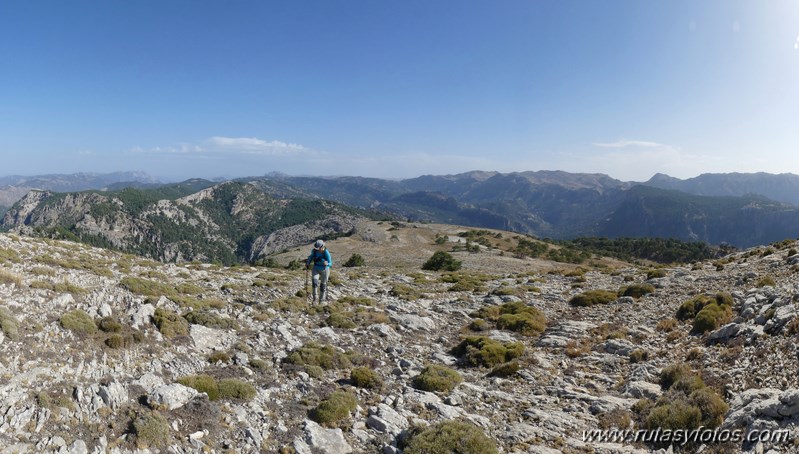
[592,139,670,149]
[207,137,307,155]
[131,143,205,154]
[130,137,313,157]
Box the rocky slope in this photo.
[1,181,369,265]
[0,223,797,452]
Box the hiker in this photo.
[306,239,332,302]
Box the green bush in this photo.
[629,349,649,363]
[620,284,655,298]
[412,365,463,393]
[208,351,231,363]
[105,334,133,349]
[60,310,98,335]
[183,310,236,330]
[472,301,546,336]
[324,312,357,330]
[677,293,733,321]
[133,411,171,449]
[401,420,498,454]
[569,290,618,307]
[757,276,776,287]
[646,269,667,279]
[97,317,123,333]
[660,363,691,390]
[343,254,365,267]
[689,387,729,428]
[390,284,422,300]
[217,378,257,400]
[153,308,189,338]
[283,343,353,370]
[178,374,220,400]
[422,251,462,272]
[310,390,357,427]
[469,318,489,331]
[351,367,383,389]
[488,361,520,378]
[0,308,19,340]
[452,337,524,367]
[692,303,732,334]
[645,400,702,431]
[640,363,729,435]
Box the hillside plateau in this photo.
[0,222,796,452]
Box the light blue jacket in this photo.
[307,248,332,271]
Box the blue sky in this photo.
[1,0,798,181]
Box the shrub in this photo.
[324,312,357,330]
[469,318,489,331]
[472,301,546,336]
[422,251,462,272]
[97,317,123,333]
[390,284,422,300]
[217,378,256,400]
[412,365,463,393]
[620,284,655,298]
[343,254,365,267]
[656,318,678,332]
[488,361,520,378]
[598,409,632,430]
[120,276,175,298]
[677,293,733,321]
[569,290,618,307]
[133,411,171,449]
[645,400,702,431]
[178,374,220,400]
[350,367,383,389]
[208,351,231,363]
[757,276,776,288]
[660,363,691,390]
[452,337,525,367]
[105,334,131,349]
[0,308,19,340]
[283,343,353,370]
[0,269,22,287]
[401,420,498,454]
[646,269,667,279]
[689,387,729,428]
[692,303,732,334]
[310,391,357,427]
[629,349,649,363]
[60,310,98,335]
[153,308,189,338]
[183,310,237,330]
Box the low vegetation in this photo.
[412,364,463,393]
[422,251,462,271]
[569,289,618,307]
[470,301,546,336]
[675,293,734,334]
[451,336,525,367]
[400,420,498,454]
[635,364,728,436]
[310,390,358,427]
[59,309,98,335]
[177,374,256,401]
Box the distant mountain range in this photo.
[0,171,159,213]
[3,170,799,258]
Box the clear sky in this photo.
[1,0,798,182]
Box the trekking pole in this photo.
[305,266,310,302]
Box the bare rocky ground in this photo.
[0,224,798,453]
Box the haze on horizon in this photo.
[1,0,798,182]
